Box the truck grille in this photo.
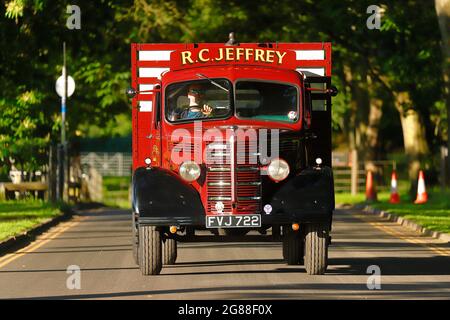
[236,165,261,214]
[206,138,261,215]
[207,165,233,214]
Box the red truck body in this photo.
[128,39,336,275]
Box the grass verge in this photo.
[336,187,450,234]
[103,176,131,209]
[0,200,62,242]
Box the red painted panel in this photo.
[136,102,154,168]
[131,41,333,170]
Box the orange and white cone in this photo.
[389,171,400,204]
[414,170,428,204]
[365,170,377,202]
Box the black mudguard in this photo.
[264,166,334,224]
[132,167,205,226]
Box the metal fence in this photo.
[332,151,396,193]
[79,151,399,189]
[80,152,132,177]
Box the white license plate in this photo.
[206,214,261,228]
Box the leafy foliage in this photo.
[0,0,447,180]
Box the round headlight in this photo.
[179,161,201,182]
[267,158,290,182]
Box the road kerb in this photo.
[351,204,450,243]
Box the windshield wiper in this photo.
[196,73,229,93]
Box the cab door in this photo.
[304,76,332,167]
[132,89,162,169]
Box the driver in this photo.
[179,84,213,119]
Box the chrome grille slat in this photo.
[237,181,261,186]
[208,181,231,186]
[236,166,259,172]
[208,167,231,172]
[237,196,261,201]
[208,196,232,201]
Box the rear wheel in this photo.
[138,225,162,275]
[163,238,177,265]
[283,227,303,265]
[282,238,288,260]
[304,223,329,275]
[131,212,139,265]
[272,225,281,240]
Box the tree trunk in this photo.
[353,66,370,153]
[435,0,450,185]
[343,64,357,150]
[393,92,430,190]
[343,63,370,156]
[364,96,383,173]
[363,75,383,173]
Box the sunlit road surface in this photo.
[0,207,449,300]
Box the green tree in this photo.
[0,0,134,178]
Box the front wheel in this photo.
[304,223,329,275]
[131,212,139,265]
[283,227,303,265]
[272,225,281,240]
[139,225,162,275]
[163,238,177,265]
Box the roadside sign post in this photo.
[55,42,75,201]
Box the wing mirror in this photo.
[328,85,338,97]
[126,86,162,99]
[306,85,338,97]
[126,87,137,98]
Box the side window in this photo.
[304,84,312,128]
[310,82,327,111]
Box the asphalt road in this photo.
[0,207,449,299]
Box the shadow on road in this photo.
[0,266,139,274]
[328,255,450,276]
[162,256,450,276]
[15,280,450,300]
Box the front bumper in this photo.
[138,210,332,227]
[135,166,334,227]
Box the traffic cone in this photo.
[414,170,428,204]
[365,170,378,202]
[389,171,400,204]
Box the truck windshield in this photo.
[166,79,232,122]
[235,81,298,123]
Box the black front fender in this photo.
[267,166,334,223]
[132,167,205,225]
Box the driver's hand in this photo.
[202,104,213,115]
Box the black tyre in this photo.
[138,225,162,275]
[304,223,329,275]
[282,237,288,260]
[283,227,302,265]
[131,212,139,265]
[163,238,177,265]
[272,225,281,240]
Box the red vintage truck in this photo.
[127,34,337,276]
